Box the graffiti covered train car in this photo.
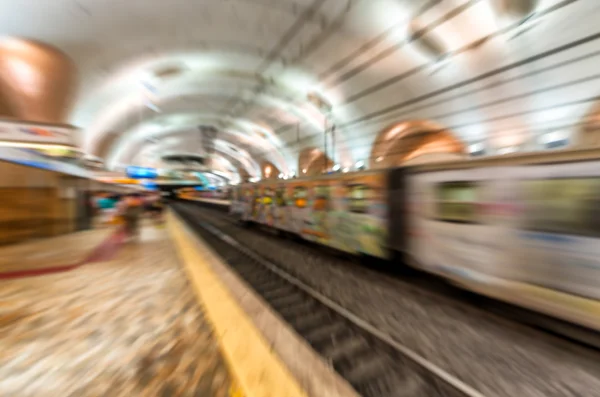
[231,169,396,259]
[230,148,600,332]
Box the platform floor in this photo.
[0,227,115,274]
[0,223,233,397]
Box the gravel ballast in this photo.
[178,203,600,397]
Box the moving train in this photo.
[230,147,600,332]
[177,186,231,200]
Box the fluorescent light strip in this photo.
[0,140,81,152]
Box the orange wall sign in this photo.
[0,120,76,146]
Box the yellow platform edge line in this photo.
[167,211,309,397]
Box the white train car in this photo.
[230,148,600,331]
[405,148,600,330]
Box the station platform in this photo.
[0,212,356,397]
[0,221,236,396]
[0,226,119,279]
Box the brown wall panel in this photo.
[0,161,84,245]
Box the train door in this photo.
[230,186,243,218]
[289,182,309,235]
[242,185,255,221]
[516,172,600,301]
[349,172,388,258]
[302,182,332,244]
[387,168,406,255]
[350,174,388,258]
[251,185,264,222]
[407,169,495,281]
[329,176,360,254]
[260,185,275,226]
[273,183,289,230]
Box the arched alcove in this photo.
[492,0,539,19]
[576,101,600,147]
[261,160,280,180]
[0,38,77,123]
[369,120,465,169]
[298,147,333,177]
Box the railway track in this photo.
[173,204,484,397]
[177,198,600,351]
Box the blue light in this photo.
[141,181,158,190]
[126,166,158,179]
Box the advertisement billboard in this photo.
[0,121,77,146]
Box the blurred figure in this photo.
[149,194,164,223]
[120,194,144,240]
[97,193,120,225]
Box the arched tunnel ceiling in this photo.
[3,0,600,179]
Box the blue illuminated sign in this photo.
[126,166,158,179]
[141,181,158,190]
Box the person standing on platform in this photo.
[121,194,144,241]
[150,194,165,224]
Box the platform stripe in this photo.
[168,211,309,397]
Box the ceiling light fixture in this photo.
[468,143,484,153]
[145,102,161,113]
[540,130,567,145]
[498,146,517,155]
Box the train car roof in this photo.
[237,168,385,186]
[235,147,600,186]
[407,147,600,173]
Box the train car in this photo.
[178,186,230,200]
[232,170,390,258]
[231,148,600,331]
[403,148,600,331]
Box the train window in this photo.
[263,187,274,205]
[313,186,331,211]
[254,189,261,204]
[436,182,479,223]
[523,178,600,236]
[349,185,369,213]
[275,186,286,207]
[293,186,307,208]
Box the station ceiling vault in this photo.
[1,0,600,181]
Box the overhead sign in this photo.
[141,180,158,190]
[97,177,140,185]
[0,121,77,147]
[0,146,89,178]
[126,166,158,179]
